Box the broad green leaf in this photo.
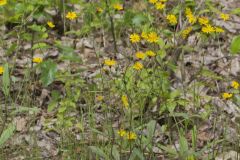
[112,145,120,160]
[230,35,240,54]
[147,120,156,142]
[0,123,16,148]
[89,146,108,159]
[129,148,145,160]
[40,60,57,86]
[32,42,49,50]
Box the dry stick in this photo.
[62,0,66,34]
[105,0,118,56]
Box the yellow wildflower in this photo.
[147,32,159,43]
[126,131,137,140]
[133,62,143,70]
[47,21,55,28]
[104,59,116,67]
[215,27,224,33]
[0,66,4,75]
[148,0,157,4]
[185,8,192,16]
[113,3,123,11]
[0,0,7,6]
[202,24,215,34]
[135,51,146,60]
[181,27,192,39]
[198,17,209,26]
[222,92,233,99]
[96,7,103,13]
[121,95,129,108]
[231,81,239,89]
[130,33,140,43]
[118,129,126,137]
[96,95,104,101]
[220,13,230,21]
[166,14,177,25]
[187,15,197,24]
[155,2,165,10]
[141,32,148,40]
[66,11,77,20]
[33,57,43,63]
[145,50,156,57]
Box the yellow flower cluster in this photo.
[117,129,137,140]
[133,62,143,70]
[201,25,215,34]
[220,13,230,21]
[121,95,129,108]
[130,32,159,43]
[66,11,77,20]
[231,81,239,89]
[145,50,156,57]
[221,81,239,100]
[166,14,177,25]
[47,21,55,28]
[96,95,104,101]
[185,8,197,24]
[104,59,116,67]
[33,57,43,63]
[0,0,7,6]
[113,3,123,11]
[135,51,146,60]
[198,17,209,26]
[181,27,193,39]
[222,93,232,99]
[0,66,4,75]
[155,2,165,10]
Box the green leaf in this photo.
[40,60,57,86]
[147,120,156,142]
[32,42,49,50]
[230,35,240,54]
[129,148,145,160]
[2,63,10,97]
[112,145,120,160]
[89,146,108,159]
[0,123,16,148]
[179,134,189,157]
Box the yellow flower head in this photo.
[155,2,165,10]
[187,15,197,24]
[220,13,230,21]
[33,57,43,63]
[0,66,4,75]
[96,95,104,101]
[121,95,129,108]
[133,62,143,70]
[135,51,146,60]
[185,8,192,16]
[0,0,7,6]
[145,50,156,57]
[96,7,103,13]
[148,0,157,4]
[166,14,177,25]
[130,33,140,43]
[147,32,159,43]
[215,27,224,33]
[202,24,215,34]
[231,81,239,89]
[104,59,116,67]
[118,129,126,137]
[181,27,192,39]
[113,3,123,11]
[66,11,77,20]
[222,92,233,99]
[141,32,148,40]
[126,131,137,140]
[47,21,55,28]
[198,17,209,26]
